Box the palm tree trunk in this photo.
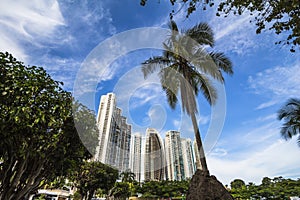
[190,112,209,175]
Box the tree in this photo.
[141,21,233,173]
[230,179,246,190]
[137,180,190,198]
[108,182,131,200]
[0,52,98,200]
[72,161,119,200]
[44,101,99,189]
[278,98,300,146]
[140,0,300,52]
[120,170,135,183]
[228,177,300,199]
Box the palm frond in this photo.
[163,86,178,110]
[280,124,299,140]
[191,49,224,83]
[278,98,300,120]
[185,22,214,47]
[278,98,300,141]
[159,67,180,109]
[141,56,171,79]
[209,52,233,76]
[194,73,217,105]
[159,66,180,92]
[286,98,300,107]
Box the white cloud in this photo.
[255,100,279,110]
[208,138,300,185]
[199,114,210,125]
[205,8,260,55]
[214,14,252,41]
[248,63,300,109]
[207,114,300,185]
[146,104,167,132]
[255,114,277,123]
[130,85,164,109]
[0,0,64,61]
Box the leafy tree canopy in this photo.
[72,161,119,200]
[229,176,300,199]
[140,0,300,52]
[0,52,98,200]
[230,179,246,190]
[137,180,190,198]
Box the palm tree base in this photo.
[186,170,234,200]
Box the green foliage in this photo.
[230,179,246,190]
[109,182,131,200]
[229,176,300,199]
[72,101,99,156]
[72,161,119,200]
[111,170,138,198]
[140,0,300,52]
[278,98,300,146]
[0,52,98,200]
[120,170,136,183]
[137,180,190,198]
[72,191,82,200]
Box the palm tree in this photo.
[120,170,135,183]
[141,20,233,174]
[278,98,300,145]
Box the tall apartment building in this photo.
[95,93,131,172]
[181,138,196,178]
[165,130,185,181]
[144,128,165,181]
[129,133,142,182]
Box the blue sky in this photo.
[1,0,300,185]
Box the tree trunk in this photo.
[190,112,209,174]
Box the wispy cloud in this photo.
[207,104,300,185]
[208,138,300,185]
[0,0,117,95]
[192,7,259,55]
[0,0,64,60]
[130,85,164,109]
[257,113,277,122]
[32,55,82,91]
[248,63,300,109]
[199,114,210,125]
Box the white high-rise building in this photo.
[95,93,116,163]
[165,130,185,181]
[144,128,165,181]
[95,93,131,172]
[130,133,142,182]
[181,138,196,178]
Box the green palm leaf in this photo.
[278,98,300,146]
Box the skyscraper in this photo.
[144,128,165,181]
[95,93,131,172]
[130,133,142,182]
[181,138,196,178]
[165,130,185,181]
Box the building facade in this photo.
[144,128,165,181]
[95,93,131,172]
[181,138,196,179]
[129,133,142,182]
[165,130,185,181]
